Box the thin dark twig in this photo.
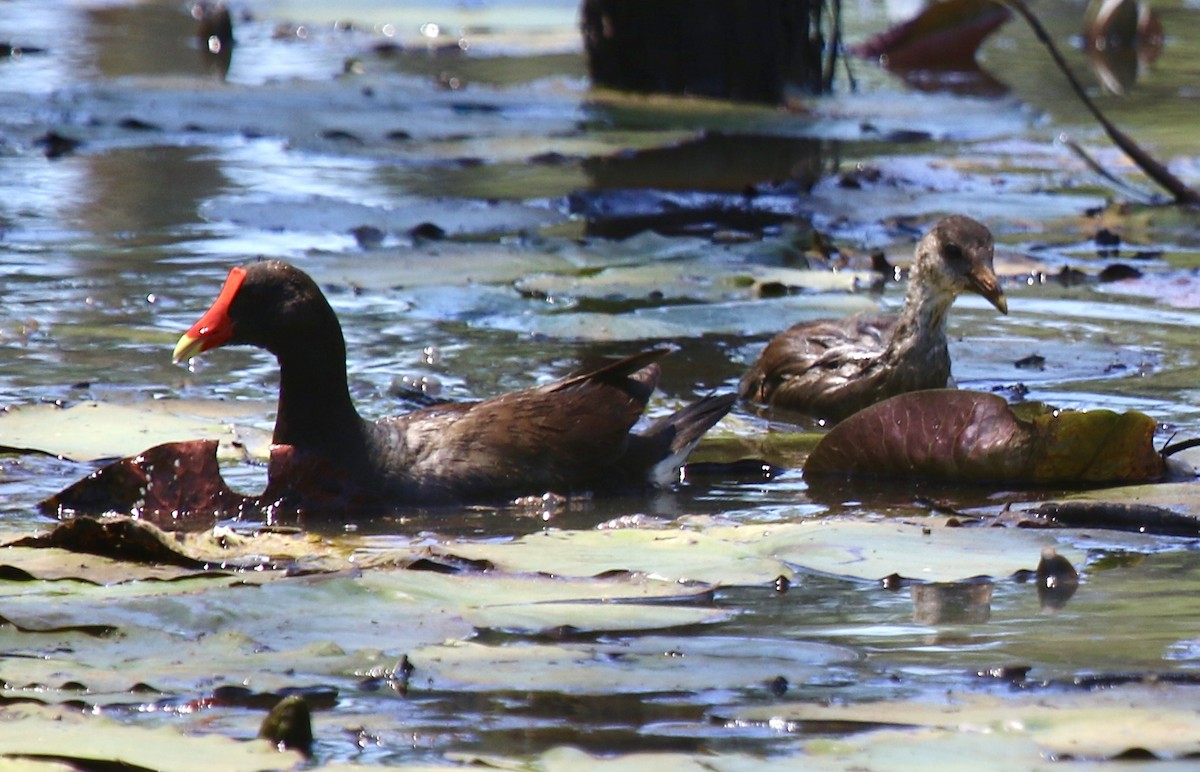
[999,0,1200,206]
[1161,436,1200,459]
[825,0,844,93]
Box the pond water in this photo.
[3,0,1200,767]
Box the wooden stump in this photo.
[581,0,834,103]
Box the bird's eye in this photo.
[944,243,965,262]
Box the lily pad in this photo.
[438,527,794,586]
[515,261,869,303]
[731,684,1200,761]
[701,519,1086,583]
[358,568,726,635]
[202,193,564,239]
[0,703,302,771]
[0,399,271,462]
[435,517,1084,585]
[476,294,879,341]
[406,635,856,694]
[804,389,1164,485]
[449,747,773,772]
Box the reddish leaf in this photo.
[37,440,389,531]
[804,390,1164,485]
[38,440,248,531]
[851,0,1012,70]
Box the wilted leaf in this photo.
[852,0,1012,70]
[1025,501,1200,537]
[39,439,408,527]
[804,389,1163,485]
[38,440,246,529]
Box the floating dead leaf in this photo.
[1026,500,1200,537]
[39,440,246,530]
[39,439,406,528]
[804,389,1163,485]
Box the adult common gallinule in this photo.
[740,215,1007,422]
[173,260,734,506]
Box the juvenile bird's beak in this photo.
[967,269,1008,315]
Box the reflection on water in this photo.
[75,146,230,246]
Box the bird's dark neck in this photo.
[272,334,368,458]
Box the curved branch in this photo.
[1000,0,1199,206]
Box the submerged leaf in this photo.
[804,389,1164,485]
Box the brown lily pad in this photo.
[804,389,1164,484]
[38,440,248,531]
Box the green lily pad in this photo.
[448,747,772,772]
[438,527,794,586]
[406,634,856,694]
[0,400,272,462]
[731,684,1200,761]
[477,294,879,341]
[438,518,1083,586]
[702,519,1086,583]
[0,703,302,771]
[515,261,868,303]
[203,194,564,238]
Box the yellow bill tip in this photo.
[172,333,204,364]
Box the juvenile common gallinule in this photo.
[740,215,1007,422]
[173,260,734,506]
